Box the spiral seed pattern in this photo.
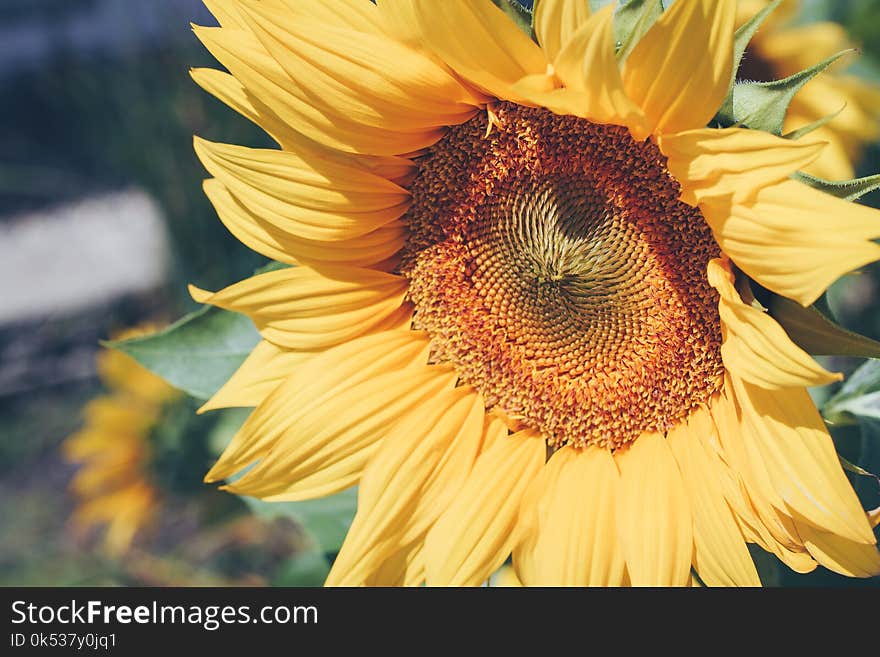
[401,103,724,449]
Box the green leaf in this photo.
[243,488,358,553]
[792,171,880,201]
[717,0,782,121]
[718,50,854,134]
[824,360,880,424]
[768,293,880,359]
[491,0,534,38]
[614,0,663,62]
[107,305,260,400]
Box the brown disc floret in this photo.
[401,103,724,449]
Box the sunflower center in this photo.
[400,103,724,449]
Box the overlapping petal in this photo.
[198,339,310,413]
[236,0,483,132]
[193,25,448,155]
[728,374,876,545]
[702,180,880,307]
[515,6,643,127]
[189,266,409,351]
[668,407,761,586]
[213,336,452,502]
[707,258,841,389]
[202,179,406,269]
[660,128,825,205]
[392,0,547,102]
[423,430,545,586]
[194,138,410,242]
[615,432,693,586]
[326,387,485,585]
[534,0,592,63]
[622,0,735,138]
[514,445,625,586]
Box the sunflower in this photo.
[737,0,880,180]
[190,0,880,586]
[63,326,179,557]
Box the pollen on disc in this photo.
[400,103,725,449]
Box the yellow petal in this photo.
[189,265,408,351]
[199,339,309,413]
[707,258,841,389]
[269,0,388,35]
[622,0,735,138]
[796,518,880,578]
[514,445,626,586]
[659,127,824,205]
[226,365,457,502]
[190,68,299,151]
[667,407,761,586]
[237,0,482,132]
[615,431,693,586]
[193,138,410,242]
[703,179,880,307]
[193,25,440,155]
[534,0,591,62]
[191,66,421,183]
[729,374,876,545]
[202,0,248,29]
[205,329,429,484]
[516,6,643,127]
[326,387,484,586]
[203,180,405,269]
[710,386,818,573]
[397,0,547,102]
[480,412,511,454]
[423,429,546,586]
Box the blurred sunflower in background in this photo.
[738,0,880,180]
[62,325,179,557]
[187,0,880,586]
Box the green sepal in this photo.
[782,105,844,141]
[768,293,880,358]
[824,360,880,425]
[792,171,880,201]
[716,50,854,134]
[491,0,534,39]
[717,0,783,122]
[105,305,260,401]
[614,0,664,62]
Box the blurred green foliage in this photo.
[0,39,270,299]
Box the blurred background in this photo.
[0,0,879,587]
